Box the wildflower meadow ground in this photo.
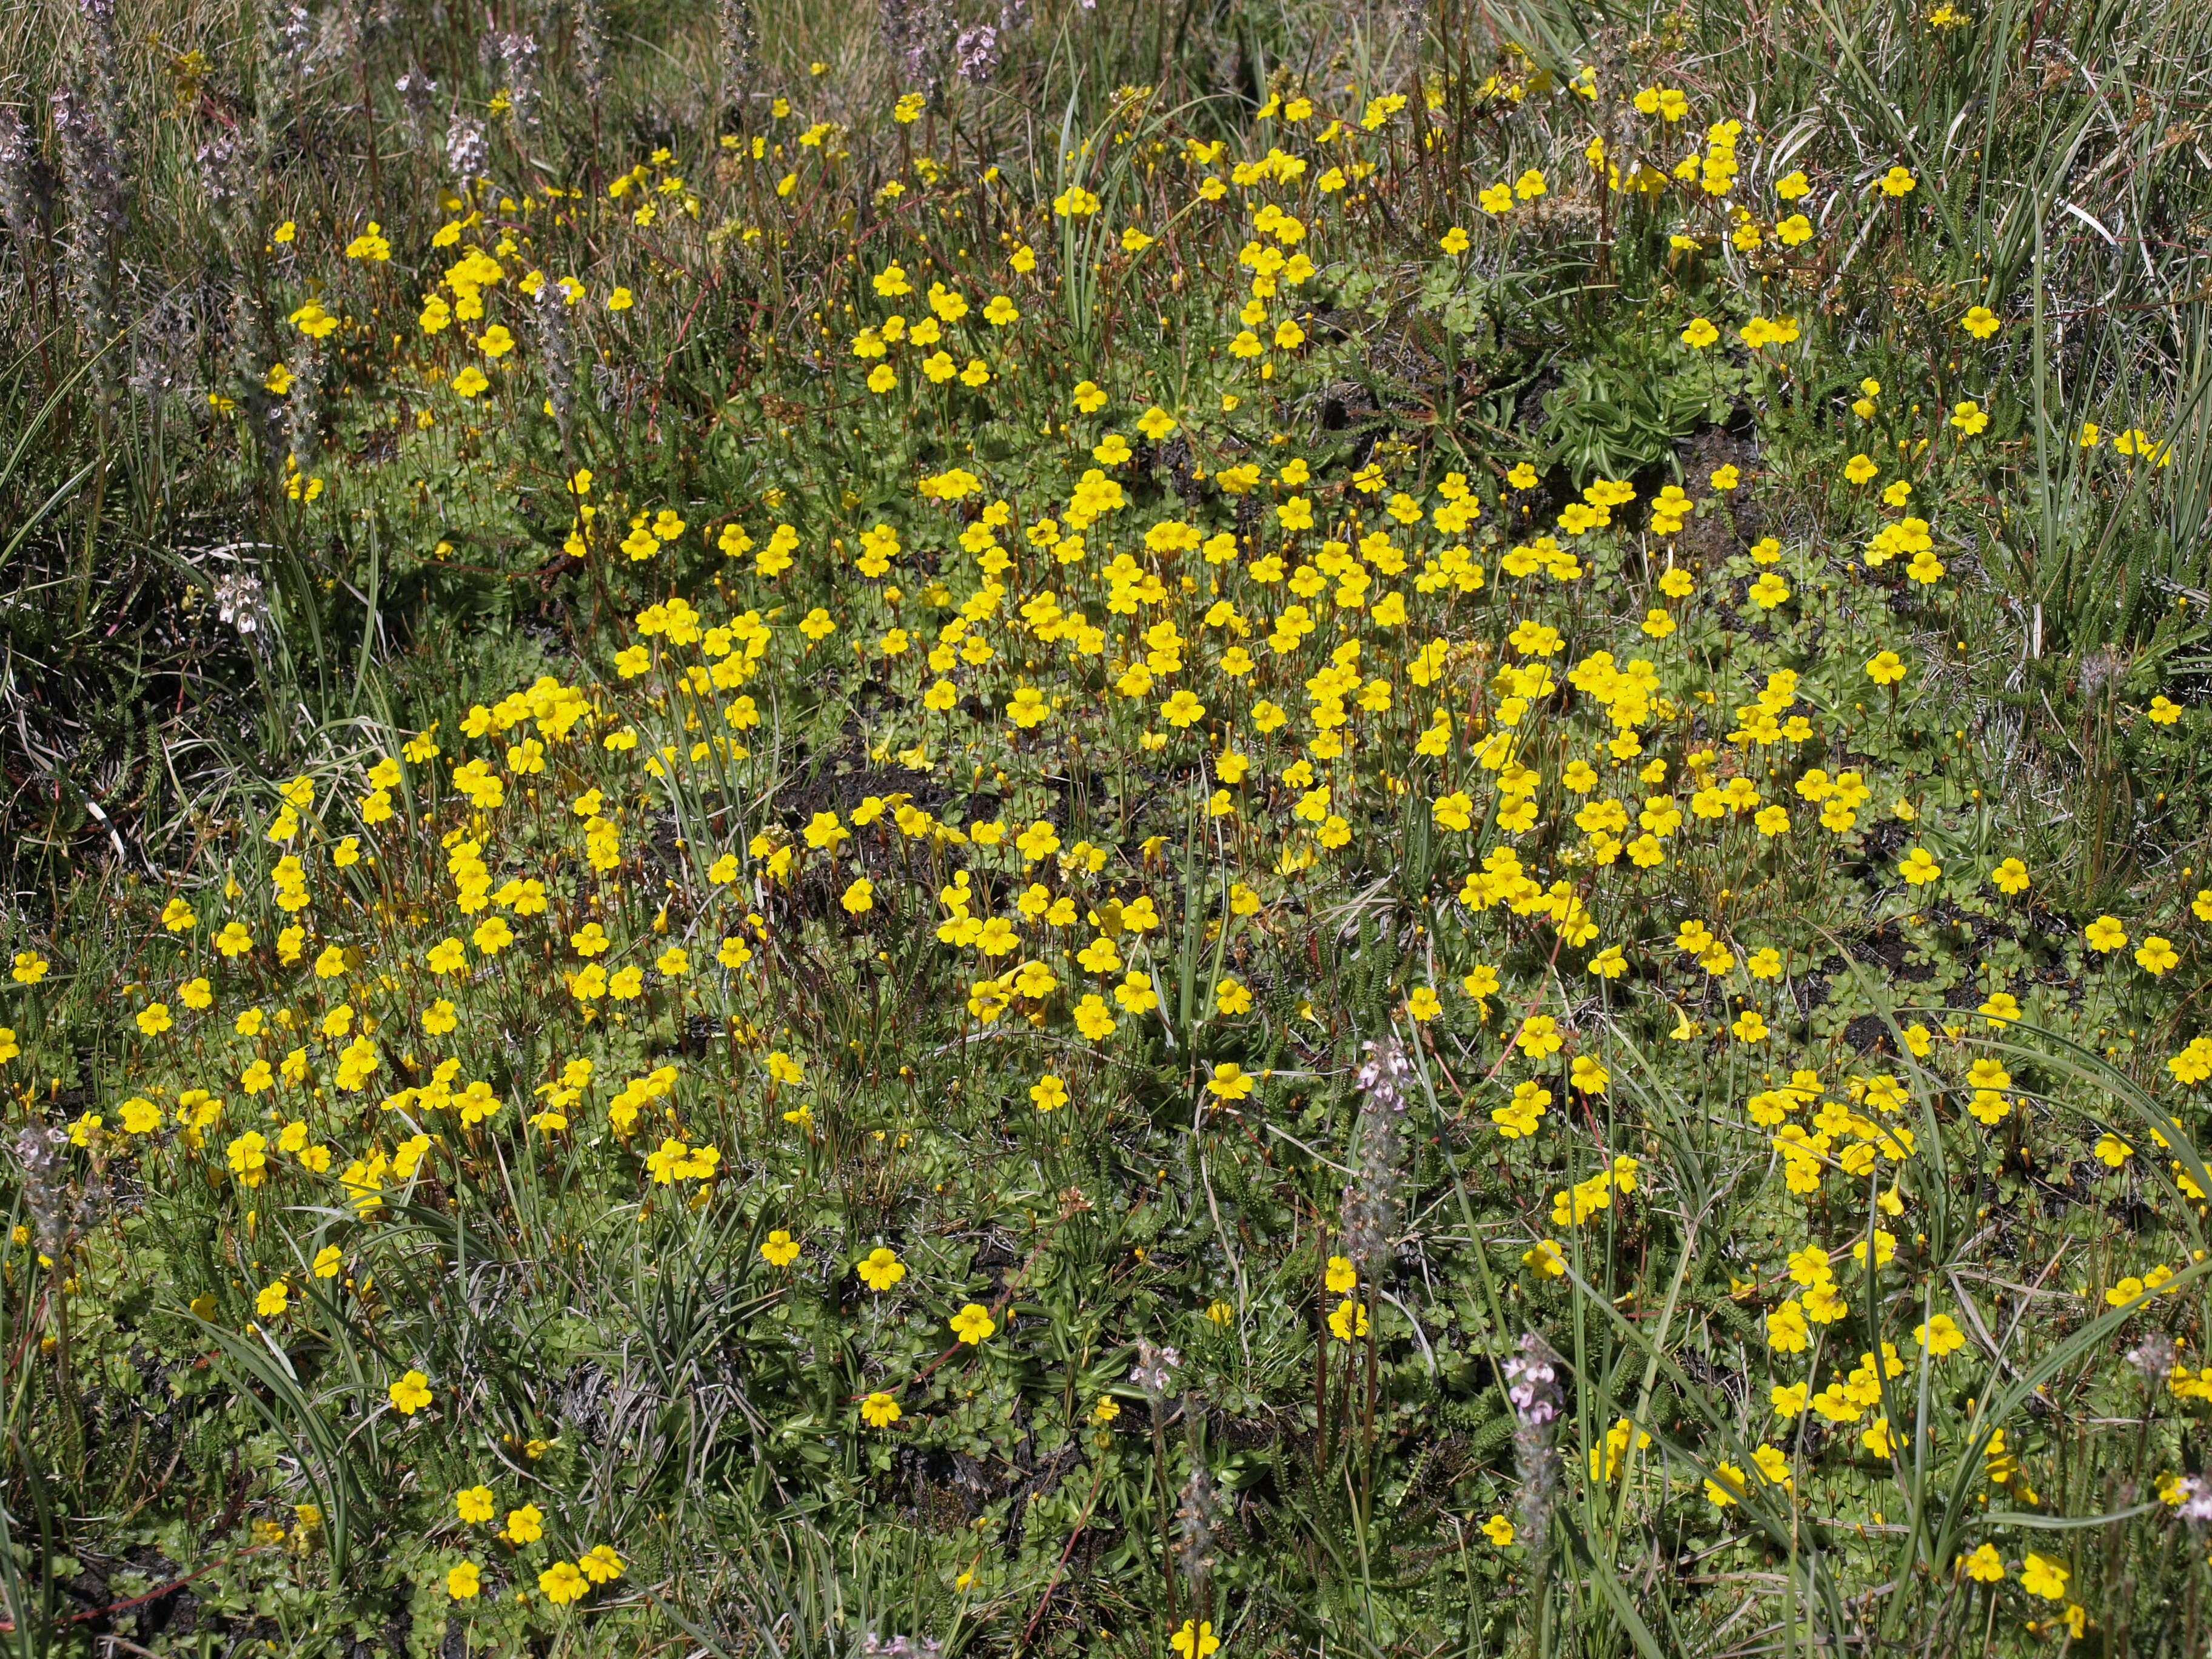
[7,0,2212,1654]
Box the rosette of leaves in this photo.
[1540,346,1743,485]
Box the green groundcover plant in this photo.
[10,0,2212,1653]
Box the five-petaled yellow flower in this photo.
[1205,1061,1255,1100]
[856,1247,906,1291]
[860,1390,902,1427]
[949,1302,997,1345]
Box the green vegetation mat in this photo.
[7,0,2212,1652]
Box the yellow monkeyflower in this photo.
[1206,1061,1255,1100]
[856,1247,906,1291]
[860,1391,902,1427]
[2019,1553,2069,1601]
[949,1302,997,1344]
[1897,847,1942,886]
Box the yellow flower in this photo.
[1680,316,1720,349]
[1523,1239,1566,1278]
[1206,1061,1255,1100]
[116,1095,158,1132]
[457,1485,496,1523]
[1160,689,1207,728]
[2137,935,2180,975]
[860,1391,902,1427]
[1876,164,1917,196]
[446,1561,481,1598]
[2019,1552,2069,1600]
[504,1503,544,1542]
[538,1560,588,1605]
[450,365,489,398]
[1897,847,1942,886]
[761,1230,802,1268]
[1170,1621,1220,1659]
[1916,1312,1966,1356]
[1961,305,2000,339]
[1765,1300,1810,1353]
[387,1370,433,1414]
[1515,1014,1563,1058]
[1864,649,1908,685]
[1751,1443,1792,1489]
[608,286,634,310]
[1748,572,1791,609]
[949,1302,997,1344]
[1961,1543,2005,1583]
[856,1247,906,1291]
[2083,914,2128,953]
